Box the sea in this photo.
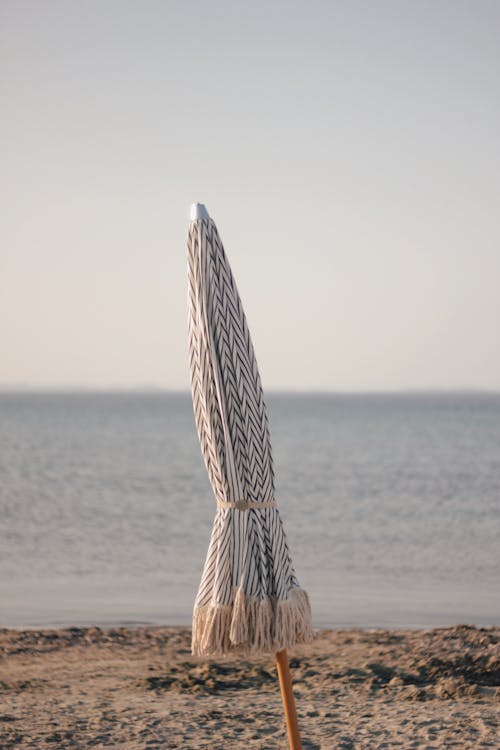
[0,390,499,630]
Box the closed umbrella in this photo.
[187,203,312,748]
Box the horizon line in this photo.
[1,385,499,395]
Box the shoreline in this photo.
[4,618,498,632]
[1,623,498,749]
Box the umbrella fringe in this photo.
[192,586,312,657]
[274,587,313,651]
[193,602,233,655]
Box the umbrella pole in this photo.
[276,649,302,750]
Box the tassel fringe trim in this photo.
[191,587,313,656]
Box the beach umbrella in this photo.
[186,202,313,749]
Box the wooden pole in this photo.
[276,649,302,750]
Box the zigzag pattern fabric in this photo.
[187,213,313,656]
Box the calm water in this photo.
[0,391,499,629]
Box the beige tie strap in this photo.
[217,499,277,510]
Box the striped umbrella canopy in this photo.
[187,203,312,658]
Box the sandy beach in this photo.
[0,623,498,749]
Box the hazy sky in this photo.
[1,0,499,391]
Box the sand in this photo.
[0,623,498,749]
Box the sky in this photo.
[1,0,499,391]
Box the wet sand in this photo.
[0,623,498,749]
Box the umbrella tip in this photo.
[190,203,209,221]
